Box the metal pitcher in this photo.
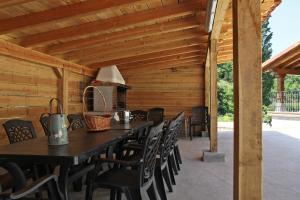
[118,110,131,124]
[43,98,69,145]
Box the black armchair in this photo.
[0,162,63,200]
[148,107,164,126]
[85,123,164,200]
[189,106,210,140]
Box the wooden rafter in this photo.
[275,68,300,75]
[20,1,206,47]
[117,51,205,68]
[46,17,203,55]
[0,0,141,34]
[64,28,207,60]
[262,41,300,71]
[0,0,34,8]
[0,39,95,76]
[88,45,203,68]
[84,39,206,66]
[118,52,204,69]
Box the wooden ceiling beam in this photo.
[280,54,300,69]
[88,45,204,68]
[0,0,34,8]
[20,1,206,47]
[285,59,300,69]
[0,39,95,76]
[113,50,205,68]
[84,38,206,66]
[64,28,207,60]
[275,68,300,75]
[0,0,141,34]
[262,41,300,70]
[46,16,203,55]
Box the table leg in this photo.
[58,160,72,200]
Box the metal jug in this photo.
[118,110,131,124]
[43,98,69,145]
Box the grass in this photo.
[218,114,233,122]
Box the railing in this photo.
[270,91,300,112]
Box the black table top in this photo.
[0,129,130,165]
[0,121,153,165]
[110,120,153,131]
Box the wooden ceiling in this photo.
[217,0,281,64]
[0,0,282,71]
[262,41,300,75]
[0,0,209,73]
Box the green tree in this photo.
[217,63,233,116]
[262,17,275,106]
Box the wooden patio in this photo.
[0,0,281,200]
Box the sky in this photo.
[269,0,300,57]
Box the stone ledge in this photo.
[203,151,226,162]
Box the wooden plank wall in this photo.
[0,55,91,145]
[121,64,205,119]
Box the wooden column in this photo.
[205,48,211,110]
[277,73,285,102]
[210,39,218,152]
[232,0,262,200]
[62,68,69,114]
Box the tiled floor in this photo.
[70,130,300,200]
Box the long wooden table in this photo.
[0,120,152,200]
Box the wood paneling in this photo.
[0,54,91,145]
[122,63,205,119]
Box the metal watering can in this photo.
[42,98,69,145]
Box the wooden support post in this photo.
[205,48,211,110]
[62,68,69,114]
[277,73,285,101]
[233,0,262,200]
[276,73,286,111]
[209,39,218,152]
[56,67,69,114]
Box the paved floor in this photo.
[70,122,300,200]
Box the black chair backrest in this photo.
[40,114,50,136]
[67,114,86,130]
[130,110,148,121]
[191,106,209,124]
[148,107,164,126]
[3,119,37,144]
[174,112,185,137]
[160,121,176,164]
[140,122,164,187]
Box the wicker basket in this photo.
[82,86,112,131]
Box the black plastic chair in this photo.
[172,112,184,168]
[130,110,148,121]
[3,119,37,144]
[154,120,178,200]
[0,162,63,200]
[85,123,164,200]
[148,108,164,126]
[189,106,210,140]
[67,114,86,130]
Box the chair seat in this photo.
[95,168,139,189]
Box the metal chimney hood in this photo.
[95,65,125,85]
